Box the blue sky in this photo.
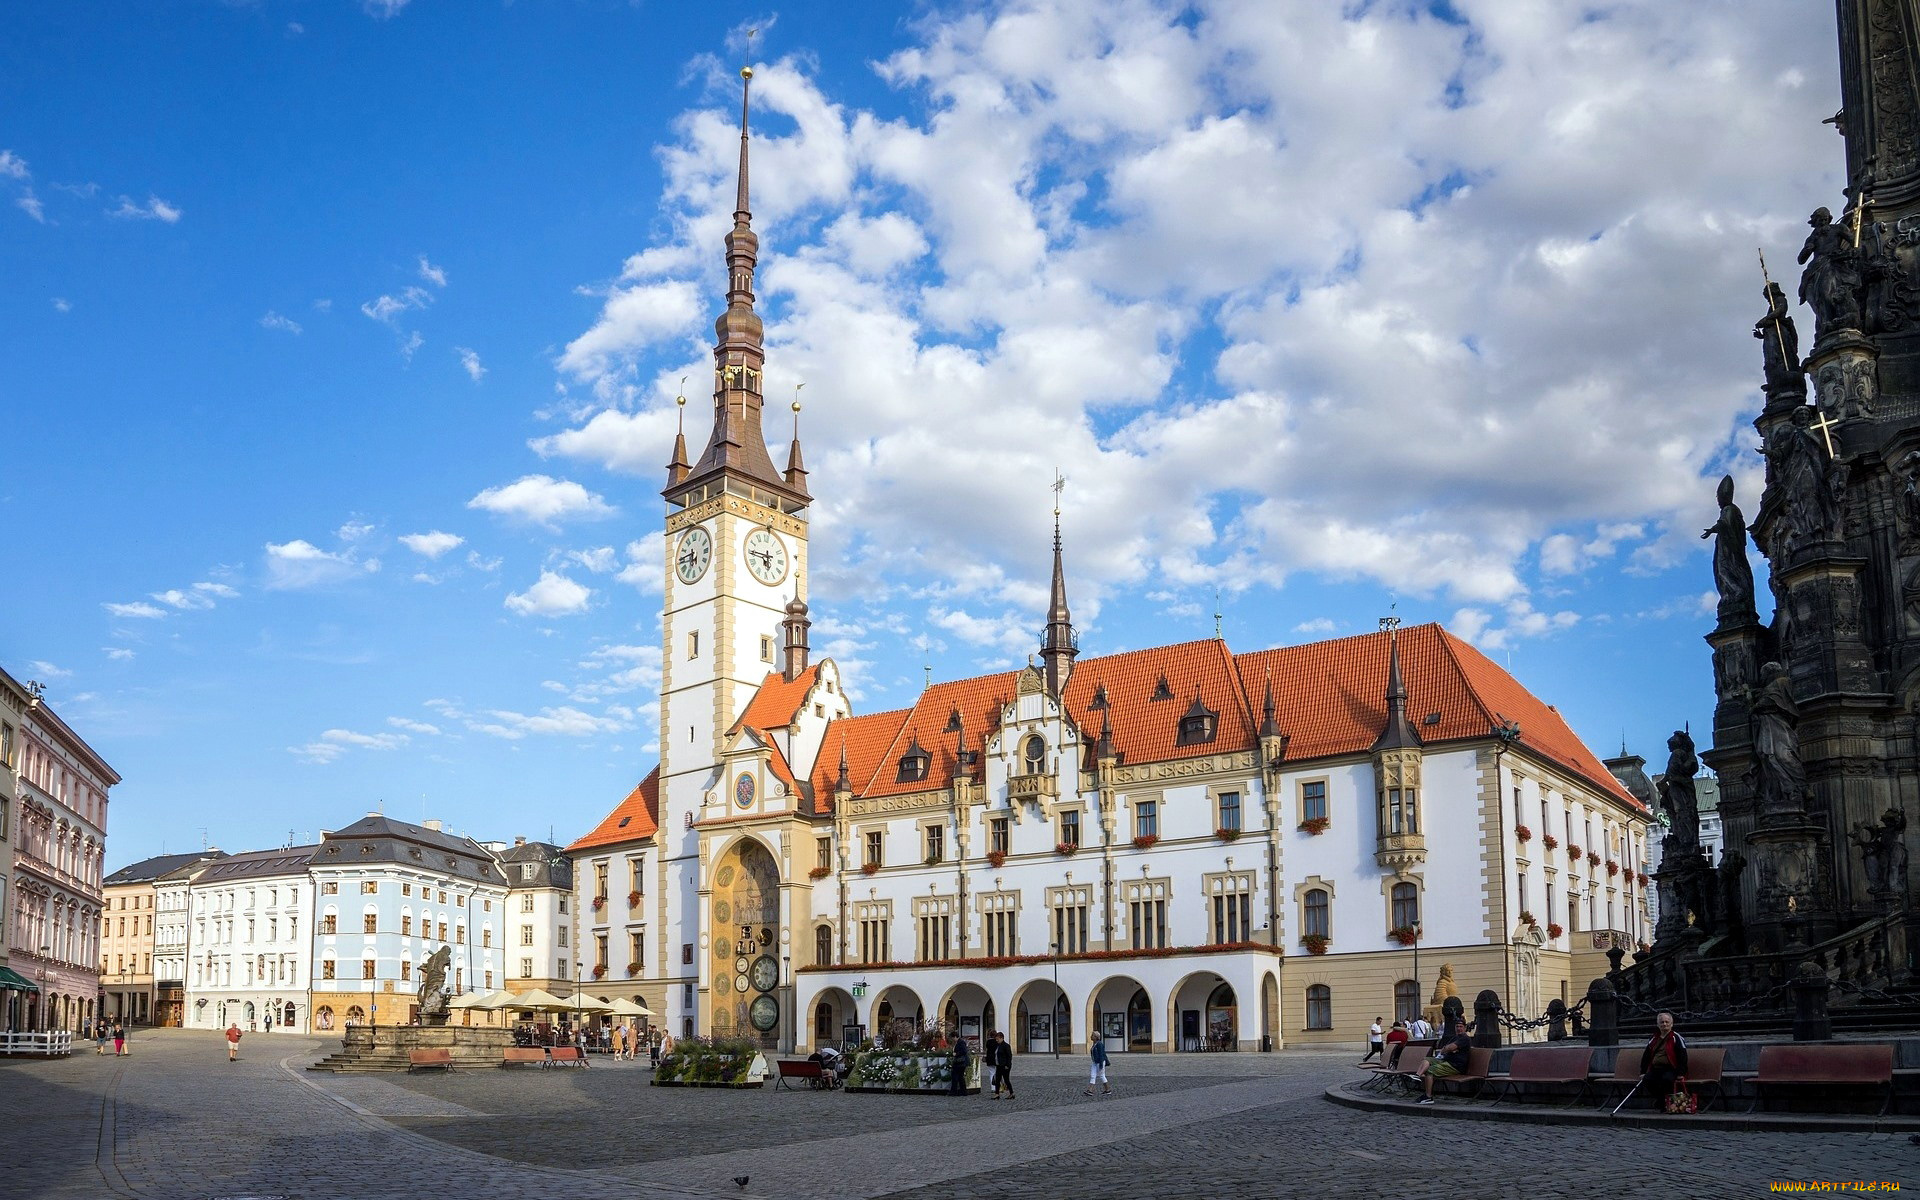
[2,1,1842,870]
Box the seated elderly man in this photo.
[1417,1019,1473,1104]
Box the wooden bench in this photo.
[1376,1040,1435,1095]
[502,1047,548,1068]
[775,1059,834,1091]
[548,1046,589,1068]
[406,1048,453,1073]
[1425,1046,1495,1100]
[1590,1046,1727,1112]
[1748,1044,1894,1115]
[1484,1046,1593,1107]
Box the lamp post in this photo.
[574,960,582,1048]
[38,945,49,1034]
[780,953,792,1054]
[1412,921,1423,1026]
[1049,940,1062,1059]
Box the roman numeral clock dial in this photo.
[676,527,713,583]
[743,528,788,585]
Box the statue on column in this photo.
[1756,281,1803,393]
[1749,661,1810,818]
[1764,408,1840,553]
[1702,475,1756,624]
[1851,808,1909,899]
[1799,206,1867,339]
[1656,729,1701,853]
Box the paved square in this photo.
[1,1030,1915,1199]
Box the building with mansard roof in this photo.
[569,69,1652,1052]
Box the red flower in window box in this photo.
[591,963,607,979]
[1214,827,1242,843]
[1542,834,1559,851]
[1636,872,1649,887]
[1519,910,1538,927]
[1547,922,1564,939]
[627,891,641,907]
[985,850,1007,869]
[1588,852,1601,868]
[1300,933,1330,955]
[1566,844,1582,861]
[1298,817,1330,835]
[807,866,831,880]
[1605,859,1620,877]
[1388,925,1419,947]
[1055,841,1079,856]
[861,862,881,876]
[591,896,605,911]
[1514,824,1532,843]
[626,962,641,977]
[1132,834,1159,850]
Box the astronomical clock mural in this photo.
[711,832,782,1043]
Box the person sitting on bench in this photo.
[1418,1019,1472,1104]
[1639,1011,1688,1109]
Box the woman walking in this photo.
[112,1022,126,1057]
[1086,1033,1111,1096]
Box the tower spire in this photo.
[666,379,690,487]
[785,383,808,489]
[1040,471,1078,696]
[1371,616,1421,751]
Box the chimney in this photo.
[514,835,527,847]
[423,818,444,832]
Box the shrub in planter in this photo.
[1301,933,1331,955]
[1547,923,1564,939]
[1388,924,1419,946]
[1299,817,1330,835]
[1605,860,1620,877]
[1543,834,1559,851]
[861,862,881,876]
[1132,834,1160,850]
[1215,827,1242,843]
[1567,844,1582,861]
[808,866,832,880]
[1514,824,1532,843]
[985,850,1007,869]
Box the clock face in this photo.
[742,528,788,585]
[749,994,780,1032]
[735,773,756,808]
[750,953,779,993]
[676,527,713,583]
[733,973,750,993]
[734,955,750,975]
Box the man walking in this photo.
[1361,1017,1384,1063]
[225,1023,242,1062]
[948,1032,972,1096]
[1086,1033,1111,1096]
[988,1031,1015,1100]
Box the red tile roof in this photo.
[808,708,912,815]
[566,765,659,852]
[730,665,821,736]
[854,670,1021,800]
[1065,639,1255,767]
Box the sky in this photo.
[1,0,1846,872]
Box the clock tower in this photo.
[655,65,813,1030]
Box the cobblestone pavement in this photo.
[2,1030,1917,1199]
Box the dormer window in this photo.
[1089,683,1109,710]
[944,707,962,733]
[1176,696,1219,746]
[897,737,931,783]
[1150,674,1174,702]
[1023,734,1046,773]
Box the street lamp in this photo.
[574,960,582,1048]
[37,945,49,1034]
[1412,921,1424,1026]
[1049,940,1062,1059]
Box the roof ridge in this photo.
[1213,637,1258,736]
[1430,626,1496,730]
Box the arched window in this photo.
[1303,889,1330,939]
[814,924,832,967]
[1394,979,1420,1024]
[1023,735,1046,773]
[1391,882,1420,931]
[1306,985,1332,1030]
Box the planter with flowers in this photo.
[592,963,608,979]
[1388,925,1419,947]
[1543,834,1559,851]
[1518,910,1538,929]
[1055,841,1079,857]
[985,850,1007,869]
[1299,817,1331,835]
[1605,860,1620,877]
[1301,933,1331,955]
[627,962,641,977]
[808,866,832,880]
[1588,852,1601,868]
[627,890,642,908]
[592,895,606,912]
[1566,844,1582,862]
[1215,827,1243,843]
[1132,834,1160,850]
[1515,824,1532,844]
[861,862,881,876]
[1636,872,1649,887]
[1547,922,1564,939]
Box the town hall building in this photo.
[570,68,1653,1052]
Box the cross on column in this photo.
[1812,408,1841,455]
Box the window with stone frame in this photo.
[816,837,832,872]
[1122,878,1169,950]
[521,894,535,913]
[1306,984,1332,1030]
[1395,979,1419,1023]
[1047,884,1093,954]
[521,924,534,947]
[913,895,955,961]
[521,957,534,979]
[362,958,375,980]
[814,924,833,966]
[1058,809,1081,849]
[854,900,893,964]
[595,933,608,969]
[400,960,411,982]
[629,856,645,896]
[1216,790,1242,833]
[363,913,377,934]
[1391,881,1420,931]
[321,914,337,935]
[1299,779,1328,825]
[629,930,644,972]
[1209,873,1253,943]
[864,829,884,869]
[924,823,945,864]
[989,817,1010,856]
[1303,888,1330,939]
[1134,799,1158,840]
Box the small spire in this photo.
[1041,471,1078,696]
[1372,617,1421,752]
[785,384,808,488]
[666,380,690,486]
[1213,588,1223,639]
[1097,703,1115,758]
[1259,666,1280,740]
[836,741,850,793]
[735,45,754,220]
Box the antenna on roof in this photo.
[1213,588,1223,639]
[924,663,932,690]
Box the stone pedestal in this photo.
[308,1023,513,1072]
[1746,821,1834,953]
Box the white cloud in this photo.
[418,256,447,287]
[103,647,135,661]
[467,474,615,528]
[320,727,408,750]
[387,717,441,735]
[103,601,167,619]
[0,151,26,179]
[466,549,503,572]
[400,330,424,361]
[194,581,239,598]
[456,346,485,382]
[399,531,465,559]
[259,310,303,334]
[1292,618,1338,635]
[337,520,376,542]
[361,285,432,325]
[16,194,43,222]
[151,588,214,611]
[51,297,69,312]
[108,194,182,223]
[364,0,411,18]
[470,705,629,740]
[556,280,703,387]
[504,570,594,617]
[289,741,345,764]
[264,539,379,590]
[27,660,70,679]
[564,546,618,574]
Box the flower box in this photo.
[1215,827,1242,843]
[1388,925,1419,947]
[592,964,607,979]
[1514,824,1532,843]
[1300,933,1330,955]
[924,853,943,867]
[1518,910,1537,927]
[1566,844,1582,861]
[627,891,642,908]
[1299,817,1330,835]
[1636,872,1649,887]
[845,1049,980,1095]
[1542,834,1559,851]
[652,1039,769,1088]
[808,866,832,880]
[592,896,606,911]
[1055,841,1079,857]
[626,962,641,977]
[1132,834,1160,850]
[1547,923,1564,939]
[985,850,1007,869]
[861,862,881,876]
[1588,852,1601,868]
[1605,860,1620,877]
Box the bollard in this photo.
[1585,978,1617,1047]
[1545,998,1567,1042]
[1791,961,1833,1042]
[1472,990,1502,1047]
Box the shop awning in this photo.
[0,966,40,992]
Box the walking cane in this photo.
[1611,1078,1643,1117]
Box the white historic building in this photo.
[570,72,1653,1053]
[185,846,318,1033]
[492,837,576,995]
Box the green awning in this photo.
[0,966,40,992]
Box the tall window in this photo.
[982,895,1018,956]
[1303,888,1330,938]
[1053,902,1089,954]
[320,915,336,935]
[322,959,336,980]
[1212,889,1251,943]
[400,960,412,982]
[363,913,377,934]
[916,912,951,961]
[521,924,534,947]
[1306,985,1332,1030]
[816,837,831,872]
[864,830,884,868]
[400,916,411,936]
[989,817,1010,856]
[1129,895,1167,950]
[1059,810,1080,849]
[629,857,645,896]
[595,933,608,969]
[362,958,376,980]
[1135,800,1158,840]
[814,924,832,966]
[1388,787,1406,833]
[594,862,609,901]
[1301,781,1327,823]
[557,927,568,947]
[1393,979,1419,1024]
[858,916,890,963]
[521,894,535,913]
[924,824,945,864]
[521,957,534,978]
[630,930,645,971]
[1217,791,1241,833]
[1516,872,1527,915]
[1391,882,1420,931]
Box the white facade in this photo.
[185,849,318,1034]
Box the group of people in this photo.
[90,1021,129,1057]
[1360,1010,1692,1109]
